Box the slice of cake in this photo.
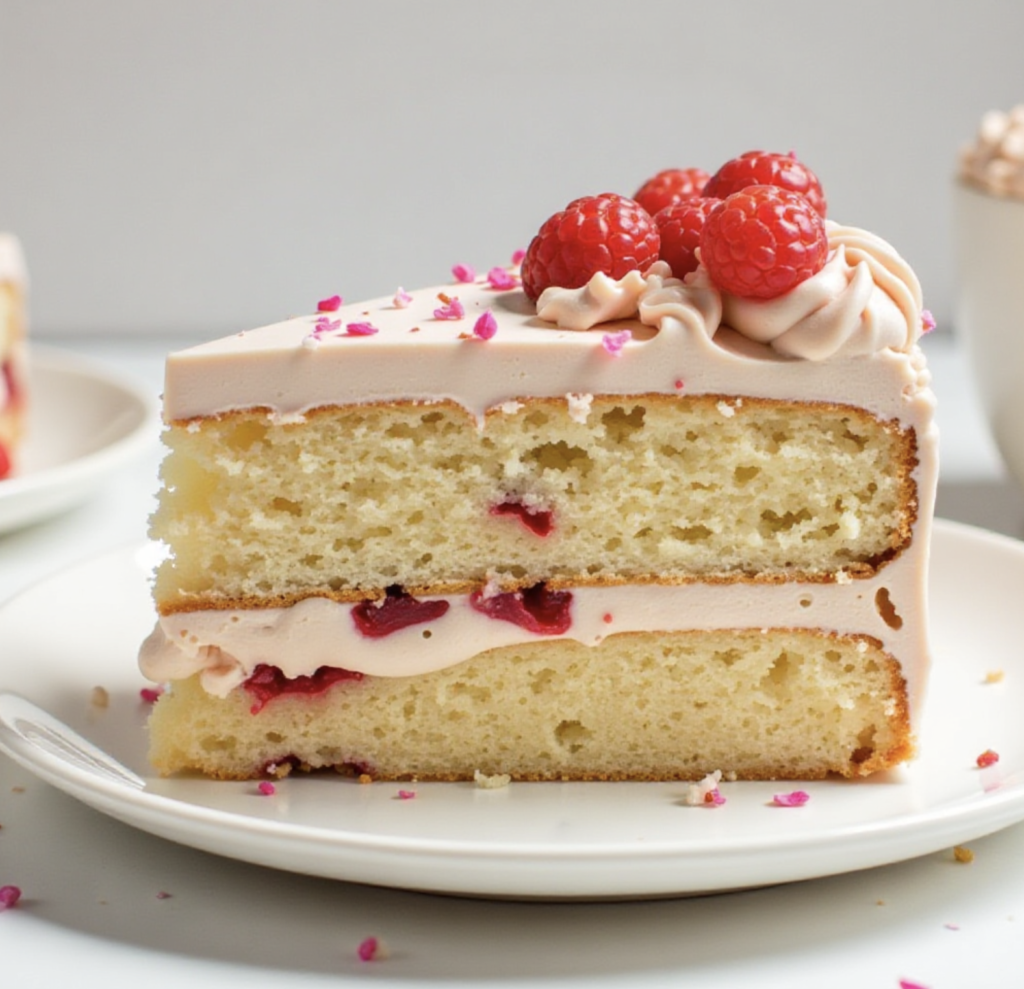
[0,234,28,480]
[140,152,937,782]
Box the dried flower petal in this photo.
[393,287,413,308]
[396,789,416,800]
[487,266,517,290]
[921,309,936,334]
[511,248,526,266]
[977,749,1000,768]
[473,311,498,340]
[346,321,379,336]
[357,936,389,961]
[0,885,21,910]
[140,686,164,704]
[317,295,343,312]
[452,263,476,283]
[258,781,276,796]
[434,296,465,320]
[601,330,632,356]
[772,790,810,807]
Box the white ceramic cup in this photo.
[953,180,1024,490]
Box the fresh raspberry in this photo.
[654,197,719,279]
[699,185,828,299]
[520,194,660,302]
[351,586,450,638]
[704,151,827,217]
[633,167,710,215]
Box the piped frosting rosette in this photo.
[537,222,924,360]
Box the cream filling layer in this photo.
[140,527,932,719]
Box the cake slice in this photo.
[140,153,937,781]
[0,234,27,480]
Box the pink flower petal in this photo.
[313,317,341,333]
[511,248,526,266]
[357,936,381,962]
[772,790,810,807]
[433,295,465,320]
[317,295,342,312]
[921,309,936,334]
[487,266,517,290]
[977,749,1000,768]
[0,885,22,910]
[140,686,164,704]
[601,330,632,356]
[705,788,726,806]
[473,311,498,340]
[898,981,930,989]
[393,287,413,308]
[396,789,416,800]
[346,321,379,336]
[258,781,276,796]
[452,263,476,283]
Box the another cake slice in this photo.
[140,153,937,781]
[0,234,28,480]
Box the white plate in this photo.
[1,519,1023,900]
[0,347,159,533]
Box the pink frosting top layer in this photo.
[163,224,933,427]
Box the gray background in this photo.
[1,0,1022,337]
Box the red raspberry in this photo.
[700,185,828,299]
[654,197,719,279]
[520,194,660,302]
[0,441,9,480]
[633,167,710,215]
[704,151,827,217]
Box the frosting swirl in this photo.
[535,223,924,361]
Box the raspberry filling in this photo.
[244,663,363,714]
[351,586,450,638]
[490,499,554,537]
[469,583,573,635]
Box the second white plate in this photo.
[0,347,159,533]
[1,520,1022,899]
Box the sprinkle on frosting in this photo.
[452,263,476,283]
[393,287,413,308]
[601,329,631,357]
[473,311,498,340]
[487,266,517,290]
[433,294,465,320]
[0,885,21,910]
[258,780,276,796]
[976,749,1000,768]
[346,321,379,336]
[772,790,810,807]
[317,295,343,312]
[474,769,511,789]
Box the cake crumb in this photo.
[684,770,723,806]
[984,670,1005,684]
[498,400,523,415]
[716,400,736,418]
[358,773,374,785]
[90,686,110,708]
[953,845,975,863]
[11,787,24,794]
[566,392,593,423]
[474,769,511,789]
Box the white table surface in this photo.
[2,332,1022,989]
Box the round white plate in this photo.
[0,347,159,533]
[1,519,1023,900]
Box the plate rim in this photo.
[2,517,1024,896]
